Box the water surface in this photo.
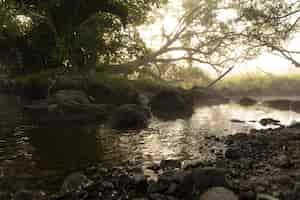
[1,95,300,180]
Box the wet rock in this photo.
[280,190,298,200]
[178,167,229,197]
[199,187,238,200]
[272,175,293,186]
[187,86,229,106]
[159,170,185,184]
[147,163,160,172]
[272,154,291,168]
[51,75,86,92]
[0,192,10,200]
[147,180,169,194]
[238,97,257,106]
[160,159,181,170]
[291,101,300,113]
[182,159,204,169]
[239,190,256,200]
[101,181,114,189]
[13,190,46,200]
[53,90,91,105]
[256,193,280,200]
[137,93,150,107]
[225,147,242,160]
[23,89,114,123]
[263,99,292,110]
[61,172,93,193]
[149,193,168,200]
[149,193,178,200]
[109,104,151,130]
[150,89,193,120]
[86,78,139,105]
[131,173,148,192]
[132,173,148,184]
[14,191,35,200]
[230,119,245,123]
[166,183,179,194]
[287,121,300,128]
[23,101,113,123]
[225,133,248,145]
[259,118,280,126]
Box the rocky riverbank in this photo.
[2,124,300,200]
[0,74,228,129]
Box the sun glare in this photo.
[138,0,300,77]
[162,16,178,35]
[216,9,238,22]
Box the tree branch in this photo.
[206,66,235,88]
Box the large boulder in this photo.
[23,90,113,123]
[150,89,193,120]
[188,86,229,106]
[109,104,151,130]
[23,89,92,112]
[86,78,139,105]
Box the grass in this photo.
[216,73,300,96]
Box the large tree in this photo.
[1,0,300,80]
[0,0,163,74]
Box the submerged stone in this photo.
[259,118,280,126]
[109,104,151,130]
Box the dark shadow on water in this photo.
[28,125,103,170]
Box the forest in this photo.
[1,0,300,200]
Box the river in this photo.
[0,94,300,188]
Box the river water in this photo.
[1,94,300,182]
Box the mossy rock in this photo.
[150,89,193,120]
[86,78,139,105]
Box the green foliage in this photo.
[1,0,300,85]
[0,0,166,74]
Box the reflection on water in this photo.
[190,103,300,135]
[28,125,103,170]
[1,96,300,179]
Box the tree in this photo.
[107,0,300,83]
[0,0,163,74]
[1,0,300,81]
